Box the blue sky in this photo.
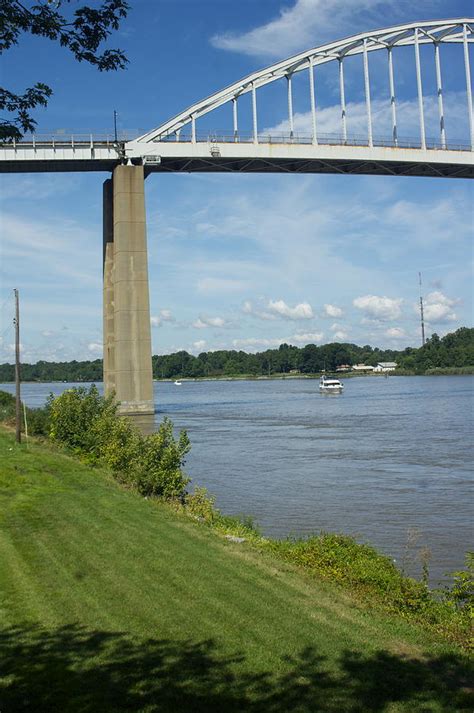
[0,0,473,362]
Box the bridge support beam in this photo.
[102,165,154,415]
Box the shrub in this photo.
[48,385,190,500]
[442,553,474,617]
[130,419,190,498]
[0,390,15,422]
[0,389,50,436]
[25,405,51,436]
[265,533,434,614]
[181,486,260,539]
[184,487,217,522]
[94,412,142,476]
[48,384,118,458]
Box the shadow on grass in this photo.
[0,625,472,712]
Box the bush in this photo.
[0,389,50,436]
[48,385,117,459]
[130,420,190,498]
[25,405,51,436]
[265,533,427,607]
[48,385,190,500]
[0,390,15,422]
[180,486,260,539]
[94,412,142,476]
[184,487,218,523]
[442,553,474,618]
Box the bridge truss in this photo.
[1,19,473,178]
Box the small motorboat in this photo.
[174,380,182,386]
[319,375,344,393]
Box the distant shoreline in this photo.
[1,369,473,385]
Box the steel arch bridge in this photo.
[2,18,474,178]
[2,19,474,417]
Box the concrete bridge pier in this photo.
[102,165,154,415]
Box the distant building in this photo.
[336,364,351,372]
[373,361,397,372]
[352,364,374,372]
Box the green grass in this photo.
[0,429,472,712]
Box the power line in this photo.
[0,322,14,342]
[0,292,14,318]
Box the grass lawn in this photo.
[0,428,472,712]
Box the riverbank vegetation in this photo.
[0,327,472,382]
[0,385,190,499]
[0,426,473,711]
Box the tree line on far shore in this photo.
[0,327,472,383]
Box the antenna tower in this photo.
[418,272,426,347]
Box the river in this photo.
[1,375,472,585]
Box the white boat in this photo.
[174,380,182,386]
[319,375,344,393]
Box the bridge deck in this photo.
[1,137,472,178]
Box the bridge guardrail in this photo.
[4,131,472,153]
[156,131,472,152]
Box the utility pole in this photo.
[13,288,21,443]
[419,272,426,347]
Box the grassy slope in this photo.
[0,429,471,713]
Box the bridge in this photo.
[1,19,473,415]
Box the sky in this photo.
[0,0,473,363]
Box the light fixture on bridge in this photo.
[143,155,161,165]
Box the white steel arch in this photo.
[1,18,473,178]
[135,19,474,147]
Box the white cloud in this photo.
[193,316,227,329]
[193,340,207,352]
[210,0,388,59]
[353,295,403,321]
[386,187,473,246]
[330,323,349,340]
[0,174,79,202]
[151,310,174,327]
[385,327,406,338]
[332,331,349,341]
[88,343,103,354]
[196,222,220,235]
[264,92,469,145]
[1,213,100,288]
[324,304,343,318]
[241,301,276,321]
[422,291,459,323]
[290,331,324,344]
[268,299,314,320]
[244,298,314,321]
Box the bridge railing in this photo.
[156,131,472,152]
[4,131,142,147]
[5,131,471,153]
